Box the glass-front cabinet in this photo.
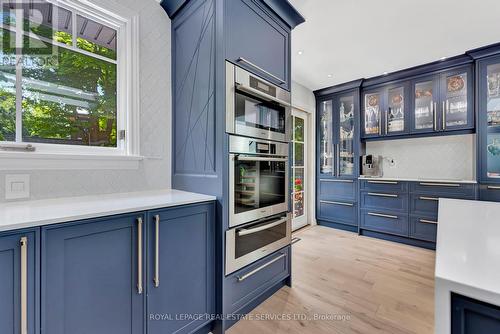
[362,82,409,138]
[411,66,473,134]
[317,90,359,178]
[478,56,500,183]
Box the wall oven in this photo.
[226,213,291,275]
[229,135,289,228]
[226,61,291,142]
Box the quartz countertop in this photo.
[358,176,477,184]
[435,198,500,333]
[0,189,216,232]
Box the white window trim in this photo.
[0,0,141,170]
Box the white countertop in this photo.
[358,176,477,184]
[435,198,500,333]
[0,189,216,232]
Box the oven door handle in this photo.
[235,83,291,108]
[236,156,288,162]
[237,217,289,237]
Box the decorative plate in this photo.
[448,76,465,92]
[368,95,379,107]
[391,94,403,105]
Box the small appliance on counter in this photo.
[362,155,383,177]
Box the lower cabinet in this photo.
[147,204,215,334]
[0,229,38,334]
[479,184,500,202]
[42,213,146,334]
[452,293,500,334]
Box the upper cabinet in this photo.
[362,64,474,140]
[477,55,500,184]
[362,81,410,139]
[225,0,291,90]
[317,88,360,179]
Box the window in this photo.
[0,0,139,160]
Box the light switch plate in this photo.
[5,174,30,200]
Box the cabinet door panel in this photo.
[147,203,215,334]
[411,75,440,134]
[0,231,38,334]
[452,293,500,334]
[226,0,290,89]
[318,99,334,176]
[441,66,474,131]
[385,83,410,136]
[42,215,144,334]
[336,92,357,176]
[362,89,384,138]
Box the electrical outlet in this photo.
[5,174,30,200]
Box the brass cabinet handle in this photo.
[237,57,285,84]
[419,196,439,201]
[442,101,446,130]
[366,180,398,185]
[368,212,399,220]
[367,192,398,198]
[237,253,286,282]
[385,109,388,135]
[20,237,28,334]
[419,182,460,187]
[419,219,438,225]
[433,102,438,131]
[320,200,354,207]
[378,110,382,136]
[487,186,500,190]
[137,217,143,294]
[154,215,160,288]
[336,144,340,177]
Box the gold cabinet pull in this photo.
[137,217,143,294]
[20,237,28,334]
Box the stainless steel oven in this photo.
[226,213,291,275]
[226,61,291,142]
[229,135,289,228]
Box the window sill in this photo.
[0,151,143,170]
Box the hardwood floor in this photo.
[228,226,436,334]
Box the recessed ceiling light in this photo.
[440,56,447,61]
[327,74,333,78]
[383,72,388,75]
[297,50,304,55]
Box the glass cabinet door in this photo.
[363,92,382,137]
[318,100,333,175]
[483,61,500,180]
[441,69,471,130]
[413,78,438,133]
[337,94,355,176]
[386,86,407,135]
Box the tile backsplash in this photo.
[365,134,476,180]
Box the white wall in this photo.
[291,81,316,226]
[365,134,476,180]
[0,0,172,202]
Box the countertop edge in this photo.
[0,189,217,233]
[358,176,478,184]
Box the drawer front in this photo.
[318,200,357,226]
[409,215,437,242]
[224,247,290,314]
[479,184,500,202]
[360,191,408,212]
[410,182,476,197]
[410,194,440,218]
[319,179,356,201]
[360,210,408,236]
[360,180,408,193]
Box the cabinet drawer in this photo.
[410,182,476,197]
[409,215,437,242]
[479,184,500,202]
[410,194,439,218]
[319,179,356,200]
[360,191,408,212]
[318,200,357,226]
[360,210,408,236]
[360,179,408,193]
[224,247,290,315]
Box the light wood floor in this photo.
[228,226,436,334]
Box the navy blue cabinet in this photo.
[225,0,290,89]
[0,229,38,334]
[147,203,215,334]
[452,293,500,334]
[362,82,410,139]
[42,214,146,334]
[315,86,361,231]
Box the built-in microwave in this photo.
[226,61,291,142]
[229,135,289,228]
[225,213,291,275]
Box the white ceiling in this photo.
[289,0,500,91]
